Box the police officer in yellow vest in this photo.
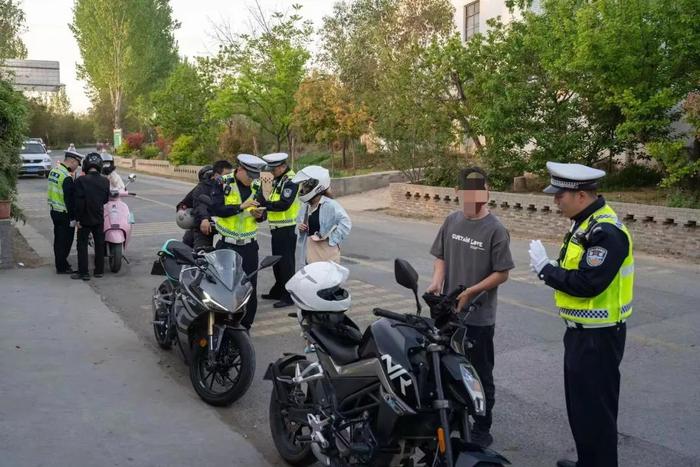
[529,162,634,467]
[47,150,83,274]
[260,152,300,308]
[213,154,267,330]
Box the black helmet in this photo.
[198,164,214,181]
[83,152,103,173]
[101,153,115,175]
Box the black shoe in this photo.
[93,272,104,278]
[261,293,280,300]
[57,269,74,275]
[71,273,90,281]
[273,300,294,309]
[556,460,577,467]
[470,430,493,448]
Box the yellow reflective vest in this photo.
[47,164,71,213]
[267,170,300,228]
[555,203,634,325]
[215,177,261,241]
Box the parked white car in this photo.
[19,141,53,177]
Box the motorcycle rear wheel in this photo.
[269,361,316,466]
[152,280,175,349]
[190,328,254,406]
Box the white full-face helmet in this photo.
[285,261,351,312]
[176,208,196,230]
[292,165,331,203]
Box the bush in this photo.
[155,136,171,155]
[115,142,132,157]
[125,132,145,151]
[141,145,160,159]
[169,135,202,166]
[598,164,663,190]
[0,79,28,221]
[423,152,465,188]
[666,189,700,209]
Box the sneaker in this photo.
[261,293,280,300]
[556,460,577,467]
[57,269,74,275]
[273,299,294,308]
[470,429,493,448]
[71,273,90,281]
[93,272,104,278]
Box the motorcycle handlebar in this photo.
[373,308,407,323]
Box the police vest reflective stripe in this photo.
[555,203,634,325]
[47,165,70,212]
[215,177,260,241]
[267,170,300,227]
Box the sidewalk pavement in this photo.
[0,265,272,467]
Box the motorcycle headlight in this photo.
[460,364,486,416]
[201,290,229,313]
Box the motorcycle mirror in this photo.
[242,256,282,285]
[394,258,422,315]
[128,174,136,181]
[260,255,282,269]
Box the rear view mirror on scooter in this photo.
[394,258,422,315]
[128,173,136,182]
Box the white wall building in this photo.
[450,0,541,41]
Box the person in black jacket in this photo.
[72,153,110,281]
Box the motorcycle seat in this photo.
[162,240,196,265]
[163,256,182,281]
[308,315,362,365]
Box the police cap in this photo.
[543,161,606,194]
[237,154,266,179]
[262,152,289,168]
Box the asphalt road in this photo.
[15,155,700,467]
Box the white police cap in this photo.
[64,149,84,162]
[237,154,266,179]
[262,152,289,168]
[543,161,606,194]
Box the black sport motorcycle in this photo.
[265,259,510,467]
[151,239,279,406]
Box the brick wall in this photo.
[390,183,700,261]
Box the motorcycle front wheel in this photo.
[109,243,123,273]
[152,280,175,349]
[189,328,254,406]
[269,361,316,467]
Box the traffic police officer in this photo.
[212,154,267,330]
[261,152,300,308]
[47,149,83,274]
[529,162,634,467]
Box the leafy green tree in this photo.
[151,60,213,140]
[209,4,311,152]
[0,0,27,60]
[321,0,456,180]
[0,78,28,220]
[70,0,179,130]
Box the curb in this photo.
[14,220,52,261]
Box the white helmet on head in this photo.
[292,165,331,203]
[176,208,196,230]
[285,261,351,312]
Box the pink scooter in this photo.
[103,174,137,273]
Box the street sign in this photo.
[113,128,122,148]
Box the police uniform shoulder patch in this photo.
[282,187,293,198]
[586,246,608,267]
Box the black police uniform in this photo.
[50,163,77,273]
[540,196,629,467]
[74,171,110,277]
[262,168,299,304]
[212,176,266,329]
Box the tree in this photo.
[0,0,27,60]
[320,0,457,180]
[70,0,179,130]
[0,77,28,220]
[209,4,311,152]
[293,71,369,168]
[151,60,213,140]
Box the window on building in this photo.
[465,1,480,41]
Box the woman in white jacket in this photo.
[293,166,351,265]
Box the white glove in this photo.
[528,239,551,274]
